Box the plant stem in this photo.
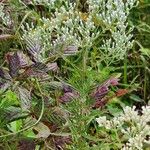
[123,54,128,84]
[82,48,88,79]
[144,67,147,102]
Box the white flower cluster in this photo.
[51,3,81,48]
[21,1,99,58]
[88,0,138,64]
[22,0,138,63]
[0,3,11,26]
[96,106,150,150]
[33,0,57,8]
[49,2,99,48]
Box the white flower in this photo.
[127,134,144,150]
[123,106,139,122]
[22,0,138,65]
[96,116,111,129]
[0,3,11,26]
[96,105,150,149]
[87,0,137,64]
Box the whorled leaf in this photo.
[116,89,129,97]
[108,77,119,86]
[90,86,109,101]
[53,107,69,121]
[92,89,128,109]
[62,84,74,93]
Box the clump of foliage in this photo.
[0,0,150,149]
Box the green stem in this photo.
[114,65,144,70]
[82,48,88,78]
[144,67,147,101]
[123,54,128,84]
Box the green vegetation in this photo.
[0,0,150,149]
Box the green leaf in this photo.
[24,117,51,138]
[7,119,22,132]
[140,48,150,57]
[0,90,19,108]
[107,103,123,116]
[17,87,31,110]
[129,94,143,102]
[111,73,122,79]
[34,122,51,138]
[23,129,36,138]
[4,106,29,122]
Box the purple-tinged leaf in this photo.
[17,87,31,110]
[64,45,78,55]
[92,98,109,109]
[18,139,35,150]
[90,77,119,101]
[16,51,31,68]
[0,34,13,40]
[48,81,63,90]
[116,89,128,97]
[23,62,48,77]
[59,85,79,104]
[30,62,48,72]
[103,77,119,87]
[47,62,58,72]
[5,51,31,78]
[23,62,57,78]
[25,37,41,62]
[6,52,20,78]
[54,136,72,149]
[0,82,11,91]
[59,92,79,103]
[4,106,29,122]
[0,68,12,80]
[92,89,127,109]
[62,84,74,93]
[90,85,109,101]
[23,68,46,78]
[109,77,119,86]
[59,86,80,103]
[0,68,5,79]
